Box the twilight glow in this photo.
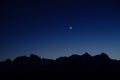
[0,0,120,60]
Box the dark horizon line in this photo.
[1,52,118,62]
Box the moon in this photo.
[69,26,73,30]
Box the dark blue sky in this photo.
[1,0,120,60]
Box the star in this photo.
[69,26,73,30]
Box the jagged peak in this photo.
[100,52,109,57]
[30,54,41,59]
[5,59,12,63]
[69,54,81,58]
[81,53,92,57]
[93,53,111,61]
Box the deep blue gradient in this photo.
[1,0,120,60]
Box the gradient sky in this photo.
[1,0,120,60]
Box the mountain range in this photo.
[0,53,120,79]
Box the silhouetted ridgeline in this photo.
[0,53,120,79]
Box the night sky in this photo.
[1,0,120,60]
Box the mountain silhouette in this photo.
[0,53,120,79]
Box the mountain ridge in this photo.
[0,53,120,79]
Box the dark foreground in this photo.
[0,53,120,79]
